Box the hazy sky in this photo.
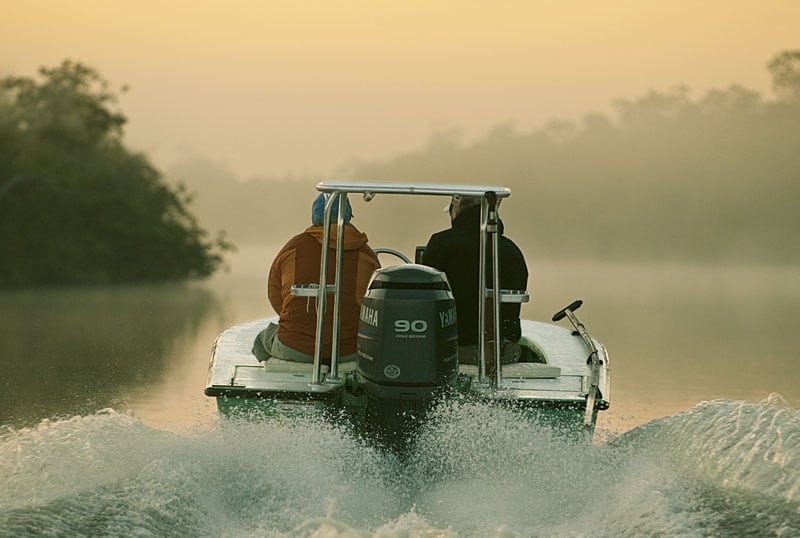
[2,1,798,178]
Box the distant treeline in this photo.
[0,61,232,288]
[174,51,800,265]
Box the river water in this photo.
[1,250,799,537]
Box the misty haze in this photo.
[169,55,799,271]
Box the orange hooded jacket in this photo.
[268,224,380,360]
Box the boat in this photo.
[204,182,610,451]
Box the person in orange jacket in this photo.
[253,193,380,364]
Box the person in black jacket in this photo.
[421,195,528,371]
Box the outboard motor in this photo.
[356,264,458,451]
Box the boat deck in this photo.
[205,317,609,406]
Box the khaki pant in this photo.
[252,322,357,364]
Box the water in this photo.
[2,400,799,536]
[1,251,799,536]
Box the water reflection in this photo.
[0,283,223,429]
[1,253,798,438]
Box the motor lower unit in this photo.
[356,264,458,448]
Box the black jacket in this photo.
[422,205,528,344]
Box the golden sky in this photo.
[2,0,798,178]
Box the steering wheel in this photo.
[373,247,412,264]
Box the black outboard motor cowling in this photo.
[356,264,457,450]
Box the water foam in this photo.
[616,393,800,502]
[2,398,799,537]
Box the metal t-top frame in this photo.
[306,181,515,386]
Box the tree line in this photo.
[8,52,793,287]
[0,61,232,288]
[341,50,800,264]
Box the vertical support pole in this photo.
[478,195,488,382]
[486,191,502,386]
[329,192,347,380]
[312,193,336,385]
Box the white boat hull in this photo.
[205,316,610,438]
